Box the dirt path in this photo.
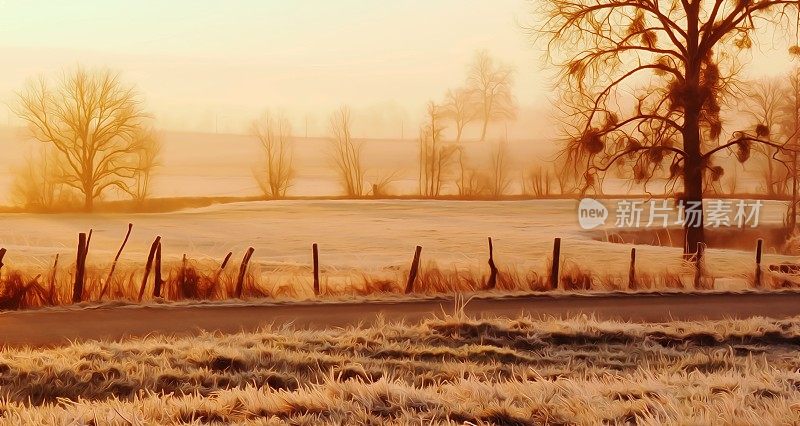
[3,292,800,347]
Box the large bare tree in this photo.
[15,68,149,211]
[533,0,799,257]
[252,113,294,199]
[466,50,517,141]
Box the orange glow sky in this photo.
[0,0,795,135]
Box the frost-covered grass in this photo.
[4,249,800,311]
[2,311,800,424]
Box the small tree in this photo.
[11,145,75,210]
[15,67,148,211]
[442,88,478,142]
[419,101,458,197]
[456,147,489,197]
[526,166,554,198]
[466,51,517,141]
[778,67,800,230]
[488,140,512,198]
[131,127,162,204]
[329,106,364,197]
[252,113,294,199]
[744,78,789,196]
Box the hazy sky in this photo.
[0,0,553,135]
[0,0,795,136]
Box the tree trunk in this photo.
[479,116,488,141]
[791,151,798,231]
[83,193,93,212]
[682,106,705,260]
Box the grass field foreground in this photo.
[1,307,800,424]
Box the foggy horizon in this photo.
[0,0,552,136]
[0,0,793,137]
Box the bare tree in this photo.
[252,113,294,199]
[131,127,162,204]
[532,0,799,257]
[10,145,75,210]
[744,78,789,196]
[442,88,478,142]
[778,66,800,230]
[419,101,458,197]
[526,166,554,198]
[15,68,148,211]
[456,147,489,197]
[488,140,512,198]
[466,51,517,141]
[329,106,364,197]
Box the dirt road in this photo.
[3,292,800,347]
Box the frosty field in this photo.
[0,199,792,293]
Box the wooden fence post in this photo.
[138,236,161,302]
[693,242,705,289]
[179,254,187,289]
[152,241,163,298]
[220,252,233,270]
[405,245,422,294]
[754,238,763,288]
[312,243,320,296]
[73,233,87,303]
[100,223,133,300]
[628,248,636,289]
[487,237,498,289]
[49,253,59,304]
[0,247,6,274]
[235,247,255,298]
[549,237,561,290]
[211,251,233,290]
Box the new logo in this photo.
[578,198,608,230]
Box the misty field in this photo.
[2,311,800,424]
[0,200,790,297]
[0,199,797,309]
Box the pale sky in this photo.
[0,0,795,136]
[0,0,554,136]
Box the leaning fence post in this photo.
[405,245,422,294]
[235,247,255,298]
[549,237,561,290]
[754,238,763,288]
[138,236,161,302]
[100,223,133,301]
[73,233,87,303]
[628,248,636,289]
[152,241,163,298]
[487,237,498,289]
[312,243,320,296]
[0,247,6,274]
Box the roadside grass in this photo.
[1,311,800,424]
[4,253,796,310]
